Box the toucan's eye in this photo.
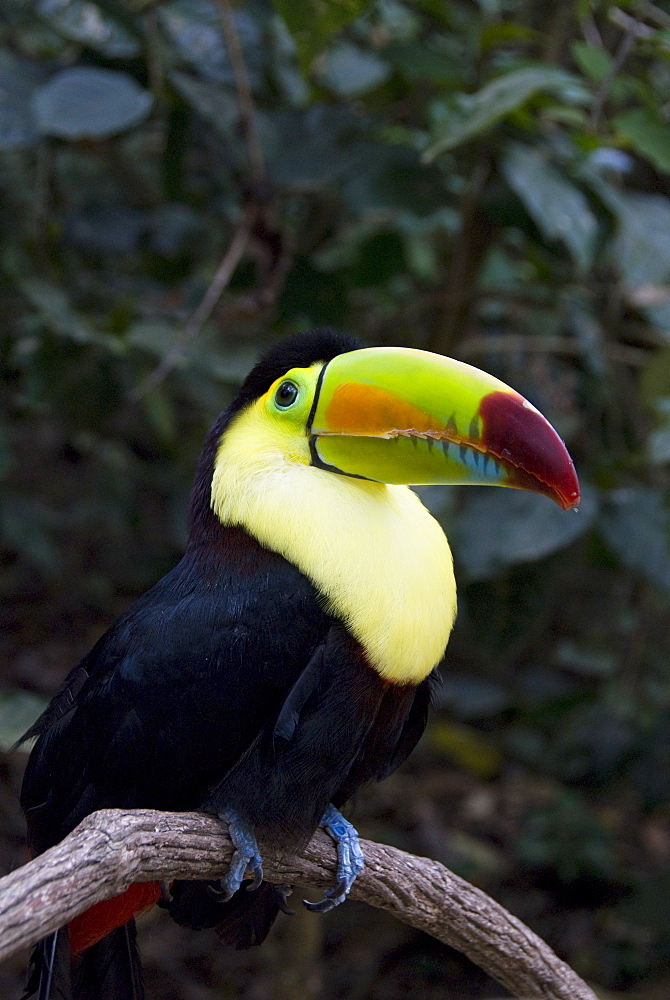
[275,380,299,408]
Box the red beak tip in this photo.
[479,391,580,512]
[557,483,580,510]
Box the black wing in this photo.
[204,627,435,848]
[21,530,336,854]
[168,627,435,948]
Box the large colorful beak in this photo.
[307,347,580,510]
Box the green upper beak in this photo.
[306,347,580,510]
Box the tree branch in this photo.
[588,10,646,132]
[216,0,266,185]
[0,809,598,1000]
[130,219,250,400]
[426,152,495,357]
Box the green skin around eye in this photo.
[265,365,324,425]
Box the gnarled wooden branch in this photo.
[0,809,598,1000]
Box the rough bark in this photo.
[0,808,598,1000]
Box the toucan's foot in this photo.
[303,804,365,913]
[211,809,263,901]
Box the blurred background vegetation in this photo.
[2,0,670,997]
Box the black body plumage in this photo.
[20,330,438,999]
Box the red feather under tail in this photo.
[68,882,162,954]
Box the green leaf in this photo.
[588,179,670,326]
[424,66,584,159]
[0,429,10,477]
[502,143,598,271]
[481,22,539,51]
[272,0,375,71]
[429,720,502,779]
[594,185,670,299]
[374,0,419,41]
[639,345,670,407]
[142,386,177,443]
[280,255,349,327]
[0,493,60,572]
[33,67,152,139]
[452,486,597,581]
[15,277,125,353]
[599,488,670,594]
[267,105,371,187]
[554,642,617,678]
[385,42,462,86]
[516,791,619,880]
[126,320,180,358]
[319,41,391,98]
[640,351,670,463]
[0,0,71,58]
[0,689,47,751]
[649,423,670,464]
[269,13,309,107]
[37,0,141,58]
[434,674,510,719]
[169,71,238,134]
[571,41,613,82]
[0,60,44,149]
[614,107,670,175]
[159,2,264,88]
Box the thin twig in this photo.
[131,221,250,400]
[33,140,52,267]
[609,6,656,39]
[581,15,604,48]
[542,4,573,64]
[637,1,670,30]
[143,7,166,98]
[131,0,269,400]
[0,808,599,1000]
[427,152,494,356]
[589,13,640,131]
[216,0,266,185]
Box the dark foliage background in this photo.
[2,1,670,997]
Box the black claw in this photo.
[246,866,263,892]
[274,884,295,916]
[207,880,230,899]
[303,895,338,914]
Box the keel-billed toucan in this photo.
[20,330,579,999]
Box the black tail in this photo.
[168,879,281,949]
[24,924,144,1000]
[24,930,71,1000]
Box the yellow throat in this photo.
[210,372,456,685]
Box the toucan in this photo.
[20,329,579,999]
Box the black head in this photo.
[189,329,363,542]
[233,329,363,413]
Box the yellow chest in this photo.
[211,408,457,684]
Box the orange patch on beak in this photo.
[323,382,443,438]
